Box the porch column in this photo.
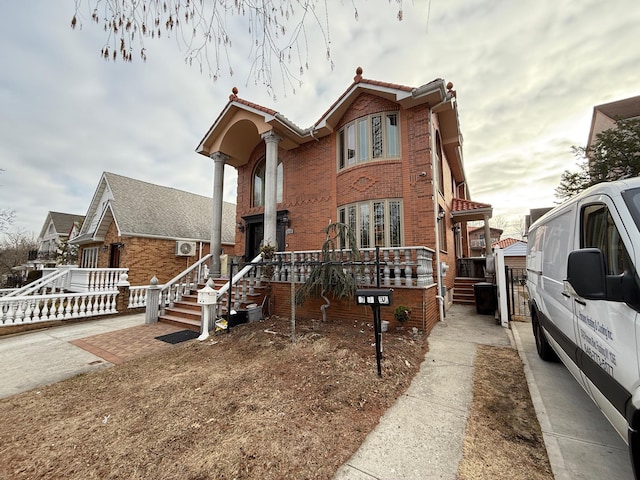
[209,151,228,278]
[483,214,492,256]
[262,131,282,249]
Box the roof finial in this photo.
[446,81,456,98]
[229,87,239,101]
[354,67,363,83]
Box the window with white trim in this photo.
[337,112,400,170]
[81,247,99,268]
[338,200,403,249]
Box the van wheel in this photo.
[532,314,558,362]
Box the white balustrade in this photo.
[128,286,148,308]
[272,246,435,287]
[0,291,118,326]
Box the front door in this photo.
[109,243,121,268]
[243,211,288,261]
[247,222,264,261]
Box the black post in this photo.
[375,246,381,288]
[373,304,382,378]
[227,261,234,333]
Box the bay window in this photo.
[338,112,400,170]
[338,200,403,249]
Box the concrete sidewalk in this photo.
[334,304,512,480]
[512,321,633,480]
[0,314,146,399]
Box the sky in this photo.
[1,0,639,240]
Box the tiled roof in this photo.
[452,198,492,212]
[232,97,278,117]
[492,238,526,249]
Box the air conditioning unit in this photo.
[175,241,196,257]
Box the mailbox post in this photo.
[197,278,218,341]
[356,288,393,377]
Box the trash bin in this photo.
[474,282,496,315]
[226,309,248,327]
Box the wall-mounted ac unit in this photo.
[175,241,196,257]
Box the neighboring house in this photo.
[468,226,503,257]
[195,68,493,328]
[31,212,85,268]
[493,238,527,270]
[587,94,640,148]
[71,172,236,285]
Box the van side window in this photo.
[581,204,628,275]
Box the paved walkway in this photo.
[334,304,512,480]
[0,314,182,399]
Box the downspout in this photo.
[430,96,450,322]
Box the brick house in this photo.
[71,172,236,285]
[468,226,503,258]
[196,69,493,332]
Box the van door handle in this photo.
[561,292,571,299]
[574,298,586,306]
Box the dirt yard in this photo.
[0,316,551,479]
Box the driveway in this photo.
[512,321,634,480]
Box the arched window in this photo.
[253,157,283,207]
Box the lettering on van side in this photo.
[580,329,616,376]
[578,312,614,341]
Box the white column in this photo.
[483,214,492,257]
[209,151,228,278]
[261,131,282,249]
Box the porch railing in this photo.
[158,254,212,312]
[271,246,435,287]
[456,257,487,278]
[41,267,128,293]
[0,290,118,325]
[3,269,69,297]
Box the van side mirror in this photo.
[566,248,607,300]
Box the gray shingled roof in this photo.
[101,172,235,244]
[39,212,85,239]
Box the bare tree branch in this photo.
[71,0,405,97]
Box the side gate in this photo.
[505,267,530,321]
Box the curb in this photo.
[511,323,570,480]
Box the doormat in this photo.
[155,329,199,344]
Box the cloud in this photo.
[0,0,639,237]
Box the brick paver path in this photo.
[70,323,191,365]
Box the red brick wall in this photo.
[269,282,441,336]
[230,92,461,313]
[77,222,221,286]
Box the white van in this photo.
[527,177,640,476]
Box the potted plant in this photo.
[394,305,412,323]
[259,243,277,280]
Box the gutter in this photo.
[429,93,452,323]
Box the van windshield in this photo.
[622,187,640,232]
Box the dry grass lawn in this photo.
[0,316,551,479]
